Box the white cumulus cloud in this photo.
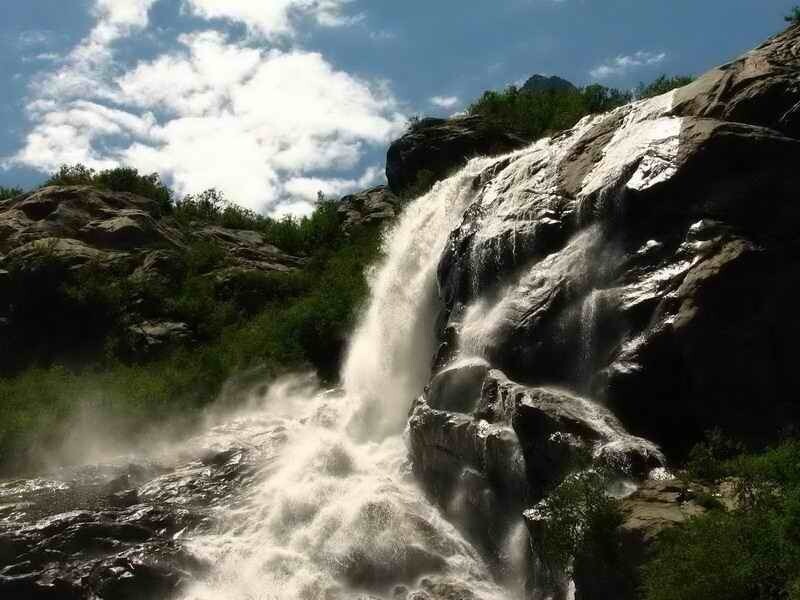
[429,95,460,109]
[182,0,360,39]
[10,12,405,215]
[590,50,667,80]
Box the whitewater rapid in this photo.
[178,155,522,600]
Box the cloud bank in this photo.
[8,0,404,215]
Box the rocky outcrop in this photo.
[409,363,663,566]
[337,185,401,230]
[386,116,530,196]
[431,29,800,458]
[672,23,800,138]
[0,185,306,371]
[409,23,800,600]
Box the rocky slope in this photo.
[0,184,401,373]
[405,22,800,599]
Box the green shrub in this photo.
[45,164,173,213]
[45,164,96,186]
[0,206,384,471]
[467,74,694,143]
[685,428,745,482]
[535,470,623,576]
[468,84,618,140]
[636,75,694,99]
[643,440,800,600]
[786,6,800,23]
[95,167,172,213]
[2,244,130,373]
[0,186,23,201]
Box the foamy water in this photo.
[178,156,517,600]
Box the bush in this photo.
[0,186,23,201]
[685,428,745,482]
[636,75,694,99]
[467,84,621,140]
[45,164,96,186]
[643,440,800,600]
[467,74,694,143]
[0,205,384,471]
[534,470,624,578]
[45,164,173,213]
[786,6,800,24]
[2,244,132,373]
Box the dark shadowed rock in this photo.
[386,116,529,196]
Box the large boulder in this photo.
[386,116,530,196]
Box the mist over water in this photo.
[179,156,518,599]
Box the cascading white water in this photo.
[179,156,518,600]
[178,92,686,600]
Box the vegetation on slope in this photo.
[466,75,693,140]
[787,6,800,24]
[0,187,22,201]
[643,436,800,600]
[0,167,384,472]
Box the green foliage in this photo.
[3,243,129,372]
[685,428,745,482]
[786,6,800,24]
[45,164,96,186]
[535,470,623,576]
[468,84,625,140]
[45,164,173,213]
[643,440,800,600]
[173,188,343,256]
[467,74,693,142]
[0,186,23,201]
[0,213,383,471]
[636,75,695,99]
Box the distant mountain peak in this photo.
[521,74,576,93]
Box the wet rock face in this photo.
[0,421,283,599]
[428,25,800,460]
[408,24,800,599]
[386,116,530,196]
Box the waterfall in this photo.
[178,155,519,600]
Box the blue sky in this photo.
[0,0,795,214]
